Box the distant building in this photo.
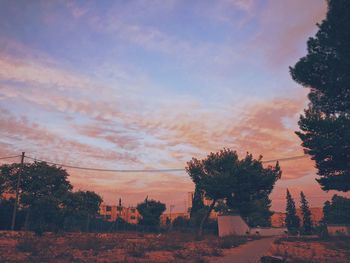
[99,199,140,224]
[271,207,323,227]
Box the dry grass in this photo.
[0,231,247,263]
[267,236,350,263]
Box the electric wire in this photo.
[22,154,308,173]
[0,155,21,160]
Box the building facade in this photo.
[99,201,140,224]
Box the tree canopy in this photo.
[290,0,350,191]
[186,149,281,235]
[137,197,166,227]
[285,189,300,233]
[323,194,350,225]
[0,161,103,233]
[300,191,312,235]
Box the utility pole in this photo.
[11,152,25,231]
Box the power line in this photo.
[24,156,184,173]
[23,154,309,173]
[261,155,307,164]
[0,155,21,160]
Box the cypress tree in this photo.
[285,189,300,233]
[300,191,312,235]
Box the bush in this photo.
[127,243,146,258]
[16,235,52,258]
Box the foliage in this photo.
[0,198,25,230]
[244,196,273,227]
[323,194,350,224]
[137,197,166,226]
[62,190,102,231]
[0,173,5,195]
[285,189,300,233]
[172,216,190,228]
[0,161,103,233]
[290,0,350,191]
[186,149,281,235]
[189,186,206,225]
[1,161,72,234]
[300,191,312,235]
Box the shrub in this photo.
[127,243,146,258]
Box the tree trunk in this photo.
[86,214,90,232]
[197,199,216,238]
[24,209,30,231]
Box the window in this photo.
[106,206,112,212]
[130,216,136,220]
[130,208,136,213]
[106,215,111,220]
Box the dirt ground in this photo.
[0,231,251,263]
[265,236,350,263]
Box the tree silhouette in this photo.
[323,195,350,224]
[62,190,102,231]
[285,189,300,233]
[137,197,166,227]
[300,191,312,235]
[290,0,350,191]
[1,161,72,234]
[186,149,281,236]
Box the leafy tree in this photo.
[62,190,102,231]
[137,197,166,227]
[323,195,350,224]
[245,196,273,227]
[300,191,312,235]
[290,0,350,191]
[0,161,72,234]
[0,198,25,230]
[285,189,300,233]
[186,149,281,236]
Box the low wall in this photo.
[218,215,250,237]
[250,227,287,237]
[218,215,287,237]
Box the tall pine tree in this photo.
[285,189,300,233]
[300,191,312,235]
[290,0,350,191]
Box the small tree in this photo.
[172,216,189,228]
[323,195,350,224]
[62,190,102,231]
[137,197,166,227]
[186,149,281,237]
[0,161,72,234]
[300,191,312,235]
[285,189,300,234]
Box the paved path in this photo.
[216,237,275,263]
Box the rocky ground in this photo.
[264,236,350,263]
[0,231,252,263]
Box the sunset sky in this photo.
[0,0,344,211]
